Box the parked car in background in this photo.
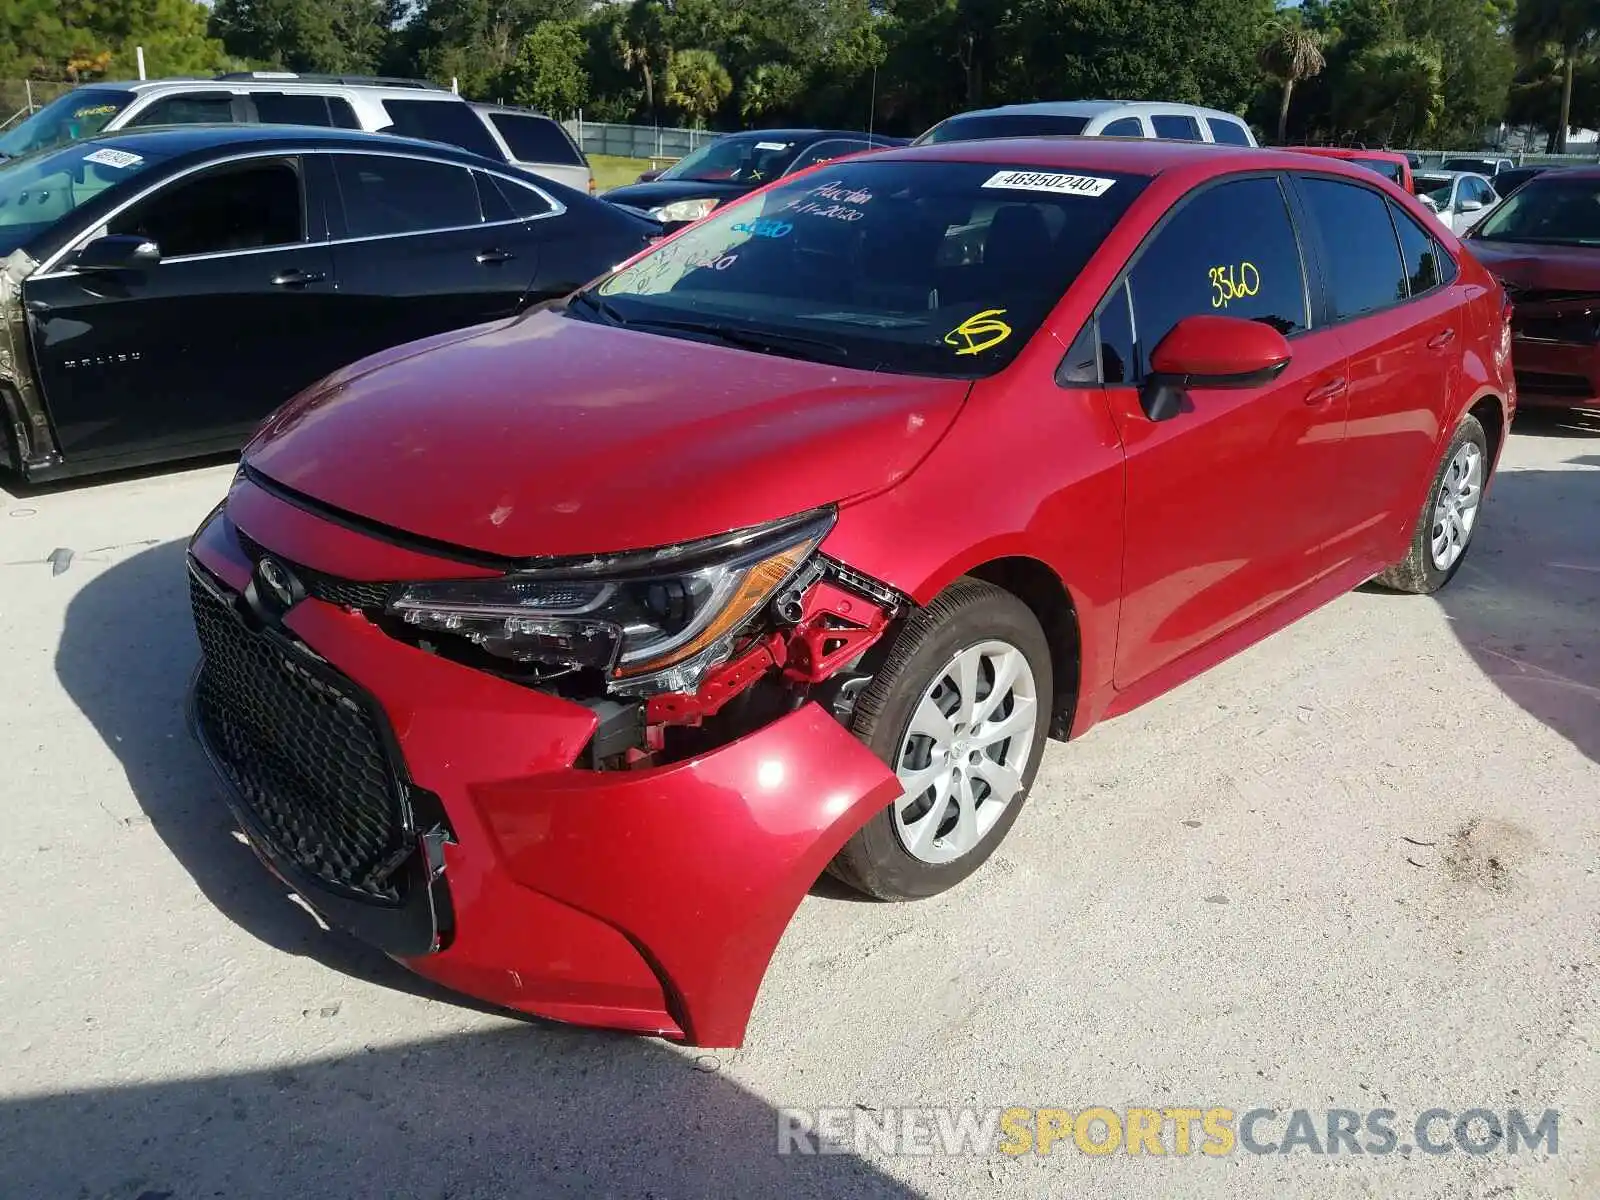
[0,74,588,186]
[1278,146,1414,192]
[1441,155,1515,179]
[186,136,1508,1047]
[913,100,1258,147]
[0,126,659,482]
[469,102,594,193]
[1489,164,1551,198]
[1464,166,1600,414]
[1415,170,1499,233]
[602,129,907,224]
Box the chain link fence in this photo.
[560,118,718,163]
[1,80,76,131]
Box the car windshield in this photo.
[914,114,1091,146]
[658,135,803,184]
[0,89,135,159]
[1471,176,1600,245]
[1350,156,1403,184]
[0,140,164,255]
[581,158,1150,378]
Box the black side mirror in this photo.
[74,234,161,272]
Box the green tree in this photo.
[211,0,395,74]
[1513,0,1600,151]
[406,0,587,98]
[664,46,730,127]
[614,0,670,120]
[1259,17,1326,143]
[737,61,803,122]
[1348,40,1447,144]
[505,18,588,113]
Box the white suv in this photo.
[914,100,1258,148]
[0,74,594,192]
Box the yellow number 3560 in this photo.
[1209,262,1260,309]
[944,309,1013,356]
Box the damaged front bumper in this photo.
[186,480,905,1046]
[0,248,61,477]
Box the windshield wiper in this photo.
[567,290,628,326]
[622,316,851,361]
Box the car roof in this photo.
[77,123,509,165]
[945,99,1241,120]
[1282,146,1408,163]
[714,128,902,143]
[471,102,555,118]
[82,75,456,96]
[877,136,1269,173]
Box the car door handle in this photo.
[1304,377,1348,405]
[271,269,326,287]
[475,248,516,265]
[1427,328,1457,350]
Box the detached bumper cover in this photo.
[187,489,901,1046]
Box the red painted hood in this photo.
[1467,238,1600,293]
[245,311,969,558]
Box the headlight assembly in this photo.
[388,509,834,693]
[649,197,719,223]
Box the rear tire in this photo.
[1374,413,1489,594]
[828,578,1052,901]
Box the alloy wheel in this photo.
[892,640,1039,865]
[1430,441,1483,572]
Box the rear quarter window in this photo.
[1389,201,1455,295]
[487,113,584,166]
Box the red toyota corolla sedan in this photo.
[187,139,1513,1047]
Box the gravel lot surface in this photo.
[2,415,1596,1199]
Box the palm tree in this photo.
[1513,0,1600,153]
[1352,41,1447,147]
[665,48,732,129]
[1259,18,1325,144]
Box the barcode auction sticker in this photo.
[755,141,792,151]
[982,170,1115,196]
[83,148,143,169]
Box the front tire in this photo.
[1375,413,1489,594]
[828,578,1052,901]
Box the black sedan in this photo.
[603,129,907,226]
[0,125,659,482]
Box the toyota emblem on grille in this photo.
[256,556,298,609]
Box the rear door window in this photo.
[1126,176,1308,375]
[485,113,584,165]
[250,92,358,129]
[1100,117,1145,138]
[333,154,483,237]
[379,99,502,160]
[1296,176,1408,319]
[1151,114,1203,141]
[127,92,240,127]
[1206,118,1252,146]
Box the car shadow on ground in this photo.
[1431,430,1600,766]
[0,1025,921,1198]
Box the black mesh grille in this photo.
[1515,369,1594,399]
[190,571,410,902]
[234,527,397,611]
